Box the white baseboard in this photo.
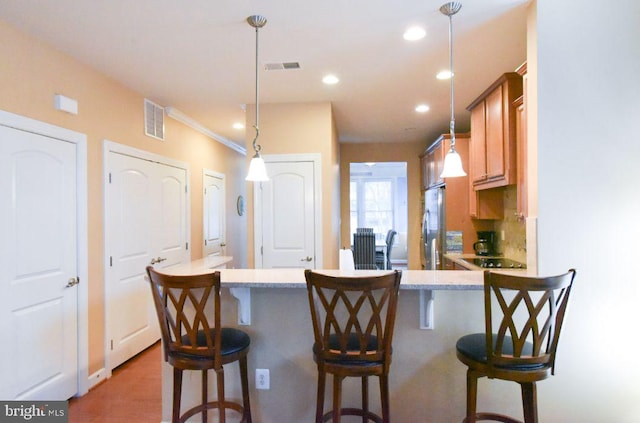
[88,368,107,390]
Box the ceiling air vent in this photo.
[264,62,301,71]
[144,99,165,141]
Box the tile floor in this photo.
[68,342,162,422]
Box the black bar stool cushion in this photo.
[456,333,544,371]
[314,333,380,366]
[181,328,251,357]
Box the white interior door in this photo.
[0,126,78,400]
[203,171,226,257]
[255,157,320,268]
[105,148,189,370]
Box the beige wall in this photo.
[340,141,425,269]
[245,102,341,269]
[0,20,248,375]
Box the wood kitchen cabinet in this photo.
[420,154,430,190]
[469,187,504,220]
[515,62,528,219]
[420,134,452,190]
[467,72,523,190]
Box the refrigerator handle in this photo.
[431,238,438,269]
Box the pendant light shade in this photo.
[246,151,269,181]
[439,2,467,178]
[245,15,269,182]
[440,148,466,178]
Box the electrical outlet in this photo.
[256,368,270,390]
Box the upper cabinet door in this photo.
[485,86,506,180]
[469,102,487,185]
[467,72,522,191]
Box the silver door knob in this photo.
[300,256,313,262]
[150,257,167,265]
[66,277,79,288]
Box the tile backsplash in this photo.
[495,185,526,263]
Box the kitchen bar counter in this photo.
[156,260,533,422]
[164,258,485,290]
[218,268,484,290]
[161,262,486,330]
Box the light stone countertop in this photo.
[219,268,486,290]
[162,260,485,291]
[161,255,234,275]
[162,256,538,291]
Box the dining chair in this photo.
[376,229,397,270]
[353,231,377,270]
[304,269,402,423]
[146,266,252,423]
[455,269,576,423]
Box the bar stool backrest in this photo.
[305,269,401,367]
[146,266,223,365]
[484,269,576,373]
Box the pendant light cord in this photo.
[247,15,267,155]
[252,24,261,154]
[440,2,461,152]
[447,10,456,150]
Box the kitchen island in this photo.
[155,263,527,422]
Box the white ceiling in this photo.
[0,0,529,148]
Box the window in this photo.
[350,162,407,245]
[350,180,393,239]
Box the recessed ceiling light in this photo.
[322,74,339,85]
[233,122,245,130]
[436,70,453,80]
[415,104,430,113]
[403,26,426,41]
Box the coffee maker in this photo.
[473,231,497,256]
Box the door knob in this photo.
[300,256,313,262]
[150,256,167,265]
[66,277,79,288]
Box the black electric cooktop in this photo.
[466,257,527,269]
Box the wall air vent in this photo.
[264,62,301,71]
[144,99,165,141]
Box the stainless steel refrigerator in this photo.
[422,186,445,270]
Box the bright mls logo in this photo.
[0,401,67,422]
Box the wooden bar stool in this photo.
[455,269,576,423]
[304,269,402,423]
[146,266,252,423]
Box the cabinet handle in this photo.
[300,256,313,262]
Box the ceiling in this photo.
[0,0,529,149]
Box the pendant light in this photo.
[439,2,467,178]
[245,15,269,181]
